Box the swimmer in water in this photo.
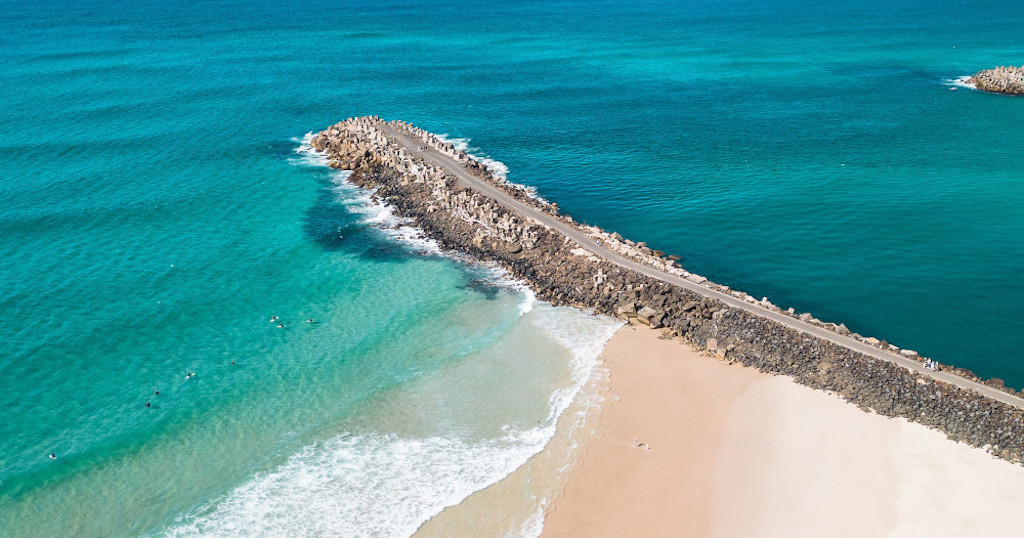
[231,360,235,365]
[49,453,57,460]
[145,402,152,408]
[154,390,159,396]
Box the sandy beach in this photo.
[542,323,1024,537]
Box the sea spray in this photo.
[943,76,977,90]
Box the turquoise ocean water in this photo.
[2,0,1023,534]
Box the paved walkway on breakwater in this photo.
[379,124,1024,410]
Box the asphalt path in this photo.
[380,124,1024,410]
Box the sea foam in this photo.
[165,432,546,537]
[163,305,621,537]
[167,136,625,537]
[292,134,443,255]
[944,76,977,90]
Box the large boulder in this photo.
[616,302,637,316]
[637,306,658,324]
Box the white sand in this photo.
[712,376,1024,537]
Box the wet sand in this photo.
[542,323,763,537]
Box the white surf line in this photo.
[379,123,1024,411]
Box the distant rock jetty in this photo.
[311,117,1024,464]
[971,66,1024,95]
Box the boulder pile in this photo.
[971,66,1024,95]
[310,117,1024,464]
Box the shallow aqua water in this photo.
[2,0,1023,534]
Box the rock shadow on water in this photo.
[458,277,502,300]
[302,182,508,302]
[292,139,508,300]
[302,190,508,302]
[299,171,436,265]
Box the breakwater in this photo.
[310,116,1024,464]
[971,66,1024,95]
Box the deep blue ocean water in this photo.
[2,0,1023,535]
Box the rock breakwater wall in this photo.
[310,116,1024,464]
[971,66,1024,95]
